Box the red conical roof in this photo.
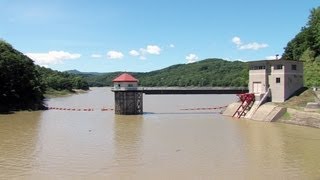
[112,73,139,82]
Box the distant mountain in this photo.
[65,69,105,76]
[68,58,249,87]
[65,69,83,74]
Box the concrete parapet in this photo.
[263,106,287,122]
[305,102,320,112]
[244,103,259,119]
[250,103,286,122]
[223,102,286,122]
[222,102,241,116]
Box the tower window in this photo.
[275,64,283,70]
[276,78,281,83]
[292,64,297,70]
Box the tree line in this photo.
[75,59,249,88]
[282,6,320,86]
[0,40,89,112]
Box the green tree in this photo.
[283,7,320,61]
[282,6,320,87]
[0,40,45,112]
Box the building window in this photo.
[276,78,281,83]
[292,64,297,70]
[258,66,265,69]
[128,84,133,87]
[274,64,283,70]
[250,66,266,70]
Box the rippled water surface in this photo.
[0,87,320,179]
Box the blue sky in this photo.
[0,0,318,72]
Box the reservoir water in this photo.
[0,87,320,179]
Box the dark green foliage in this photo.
[78,72,123,87]
[138,59,248,87]
[78,59,249,87]
[0,40,89,112]
[0,40,45,112]
[283,7,320,60]
[37,66,89,91]
[282,7,320,87]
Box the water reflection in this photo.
[112,115,144,168]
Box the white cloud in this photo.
[232,36,268,50]
[139,45,161,55]
[25,51,81,67]
[239,42,268,50]
[169,44,175,48]
[186,53,199,64]
[145,45,161,55]
[107,51,124,59]
[266,55,282,60]
[91,54,102,58]
[232,36,242,46]
[130,44,162,60]
[129,50,140,57]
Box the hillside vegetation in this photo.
[282,7,320,86]
[73,59,249,87]
[138,59,248,87]
[37,66,89,92]
[0,40,45,111]
[0,40,89,112]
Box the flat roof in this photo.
[248,59,302,64]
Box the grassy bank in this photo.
[278,88,317,110]
[277,88,320,128]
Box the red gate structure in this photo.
[232,93,255,118]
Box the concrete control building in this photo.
[249,60,303,102]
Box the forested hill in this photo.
[0,40,89,112]
[282,7,320,86]
[138,59,248,87]
[74,59,249,87]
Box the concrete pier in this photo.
[114,90,143,115]
[223,102,286,122]
[112,73,143,115]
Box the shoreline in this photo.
[276,88,320,128]
[44,88,90,98]
[223,88,320,129]
[276,108,320,128]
